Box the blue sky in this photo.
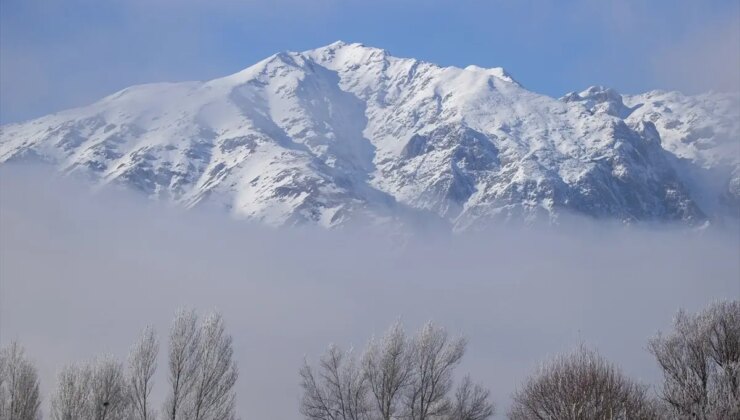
[1,0,738,124]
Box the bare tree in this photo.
[361,321,412,420]
[0,342,41,420]
[89,356,130,420]
[189,312,238,420]
[50,356,129,420]
[0,350,5,416]
[129,326,159,420]
[648,300,740,419]
[301,322,493,420]
[448,376,494,420]
[300,344,370,420]
[164,309,238,420]
[0,352,5,417]
[164,309,201,420]
[509,347,658,420]
[48,310,239,420]
[50,364,93,420]
[404,322,467,420]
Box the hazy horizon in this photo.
[2,165,738,419]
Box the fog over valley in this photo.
[1,165,737,419]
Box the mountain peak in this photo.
[562,85,633,118]
[1,42,736,230]
[464,65,519,85]
[309,40,387,53]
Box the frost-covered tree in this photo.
[164,309,238,420]
[189,312,238,420]
[404,322,467,420]
[50,356,130,420]
[89,356,130,420]
[48,310,237,420]
[300,344,370,420]
[648,300,740,419]
[508,347,657,420]
[128,326,159,420]
[164,309,201,420]
[50,364,93,420]
[361,321,412,420]
[300,321,492,420]
[0,342,42,420]
[448,375,494,420]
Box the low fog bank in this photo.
[1,165,738,419]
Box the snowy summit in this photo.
[1,41,738,230]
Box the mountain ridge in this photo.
[1,41,738,230]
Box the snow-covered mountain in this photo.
[1,41,738,230]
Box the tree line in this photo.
[1,301,737,420]
[1,309,237,420]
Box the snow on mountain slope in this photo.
[623,90,739,168]
[623,90,740,218]
[1,41,735,230]
[564,86,739,219]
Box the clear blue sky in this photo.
[1,0,738,124]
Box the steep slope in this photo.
[564,86,739,219]
[624,90,740,216]
[0,50,402,227]
[623,90,739,168]
[0,41,733,230]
